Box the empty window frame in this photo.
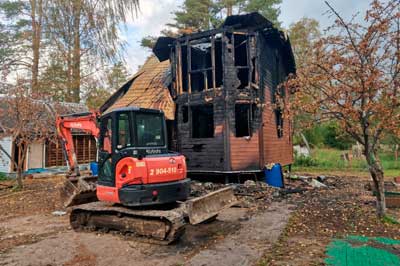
[231,33,257,90]
[181,106,188,123]
[176,35,223,94]
[275,109,284,138]
[235,104,256,137]
[191,105,214,138]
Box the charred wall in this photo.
[168,22,294,172]
[259,32,293,166]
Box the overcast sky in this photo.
[121,0,372,72]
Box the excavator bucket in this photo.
[184,186,237,225]
[59,176,98,207]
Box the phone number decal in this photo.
[149,167,177,176]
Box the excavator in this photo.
[56,106,236,244]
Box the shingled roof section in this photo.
[105,56,175,120]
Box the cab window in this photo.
[136,113,165,147]
[100,117,112,154]
[117,113,132,149]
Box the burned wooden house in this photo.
[102,12,295,174]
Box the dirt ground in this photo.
[0,177,292,266]
[258,174,400,266]
[1,175,399,266]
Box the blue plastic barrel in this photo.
[90,162,98,176]
[264,163,284,188]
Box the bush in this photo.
[0,172,8,181]
[294,155,318,167]
[297,122,355,150]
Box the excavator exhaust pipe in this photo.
[59,176,98,207]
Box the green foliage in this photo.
[293,148,400,176]
[0,172,8,181]
[107,62,129,90]
[141,36,158,49]
[39,56,70,101]
[169,0,216,31]
[297,122,354,150]
[238,0,281,26]
[84,61,129,109]
[168,0,282,33]
[294,155,318,167]
[288,17,320,68]
[382,215,400,225]
[85,87,112,110]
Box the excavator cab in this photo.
[95,107,190,206]
[59,107,190,207]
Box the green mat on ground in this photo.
[325,236,400,266]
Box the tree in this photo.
[0,86,55,188]
[168,0,216,33]
[38,55,70,101]
[0,1,43,91]
[107,62,130,91]
[45,0,139,102]
[84,62,130,109]
[290,0,400,217]
[288,17,320,68]
[236,0,282,26]
[141,0,282,49]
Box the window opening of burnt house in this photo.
[235,104,256,137]
[273,49,285,138]
[176,34,223,94]
[191,105,214,138]
[230,33,257,90]
[181,106,188,123]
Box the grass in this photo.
[293,148,400,178]
[0,172,9,181]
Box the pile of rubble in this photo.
[190,174,337,208]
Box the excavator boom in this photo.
[56,112,100,207]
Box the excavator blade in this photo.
[184,186,237,225]
[59,175,98,207]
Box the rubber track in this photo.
[70,201,186,244]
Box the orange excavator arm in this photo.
[56,111,100,177]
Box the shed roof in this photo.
[102,57,175,120]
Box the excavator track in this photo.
[70,201,186,244]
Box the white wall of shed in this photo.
[0,137,12,173]
[27,142,45,169]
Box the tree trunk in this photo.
[16,167,23,189]
[30,0,43,94]
[72,0,81,103]
[366,151,386,218]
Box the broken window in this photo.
[177,35,223,94]
[235,104,256,137]
[273,50,285,138]
[231,33,257,90]
[182,106,188,123]
[275,109,284,138]
[191,105,214,138]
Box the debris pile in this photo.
[190,174,337,209]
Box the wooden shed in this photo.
[103,12,296,174]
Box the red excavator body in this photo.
[56,107,190,207]
[56,106,236,243]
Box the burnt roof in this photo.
[101,57,175,120]
[152,12,295,74]
[222,12,273,29]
